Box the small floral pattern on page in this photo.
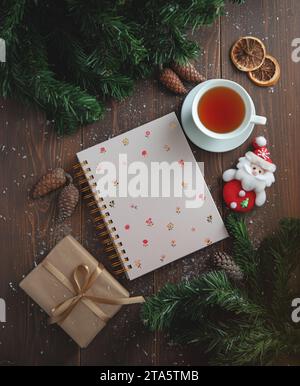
[145,218,154,227]
[204,238,212,246]
[166,222,174,231]
[134,259,142,269]
[207,215,213,223]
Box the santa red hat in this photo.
[245,136,276,173]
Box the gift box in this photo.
[19,235,144,348]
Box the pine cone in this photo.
[213,251,243,282]
[159,68,187,95]
[172,62,206,83]
[32,168,66,198]
[57,182,79,222]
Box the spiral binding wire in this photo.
[73,161,132,275]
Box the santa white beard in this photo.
[235,158,274,193]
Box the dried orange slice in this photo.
[231,36,266,72]
[248,55,280,87]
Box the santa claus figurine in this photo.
[223,136,276,212]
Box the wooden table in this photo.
[0,0,299,365]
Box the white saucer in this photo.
[181,82,255,153]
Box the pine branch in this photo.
[143,216,300,365]
[142,271,264,332]
[151,26,200,65]
[200,271,265,318]
[173,319,279,365]
[226,214,255,262]
[12,31,104,134]
[0,0,26,44]
[67,3,147,66]
[0,0,26,97]
[142,277,204,331]
[50,32,134,100]
[226,214,262,297]
[210,321,283,365]
[257,218,300,321]
[1,0,245,133]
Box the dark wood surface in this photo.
[0,0,299,365]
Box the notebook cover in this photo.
[77,112,228,280]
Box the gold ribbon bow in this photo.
[43,261,144,325]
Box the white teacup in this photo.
[192,79,267,140]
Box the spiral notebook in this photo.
[75,112,228,280]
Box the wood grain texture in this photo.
[0,100,81,365]
[0,0,299,365]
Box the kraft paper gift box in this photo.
[19,235,144,348]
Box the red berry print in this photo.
[143,239,149,247]
[124,224,130,230]
[100,147,106,153]
[145,217,154,226]
[141,149,148,157]
[145,130,151,138]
